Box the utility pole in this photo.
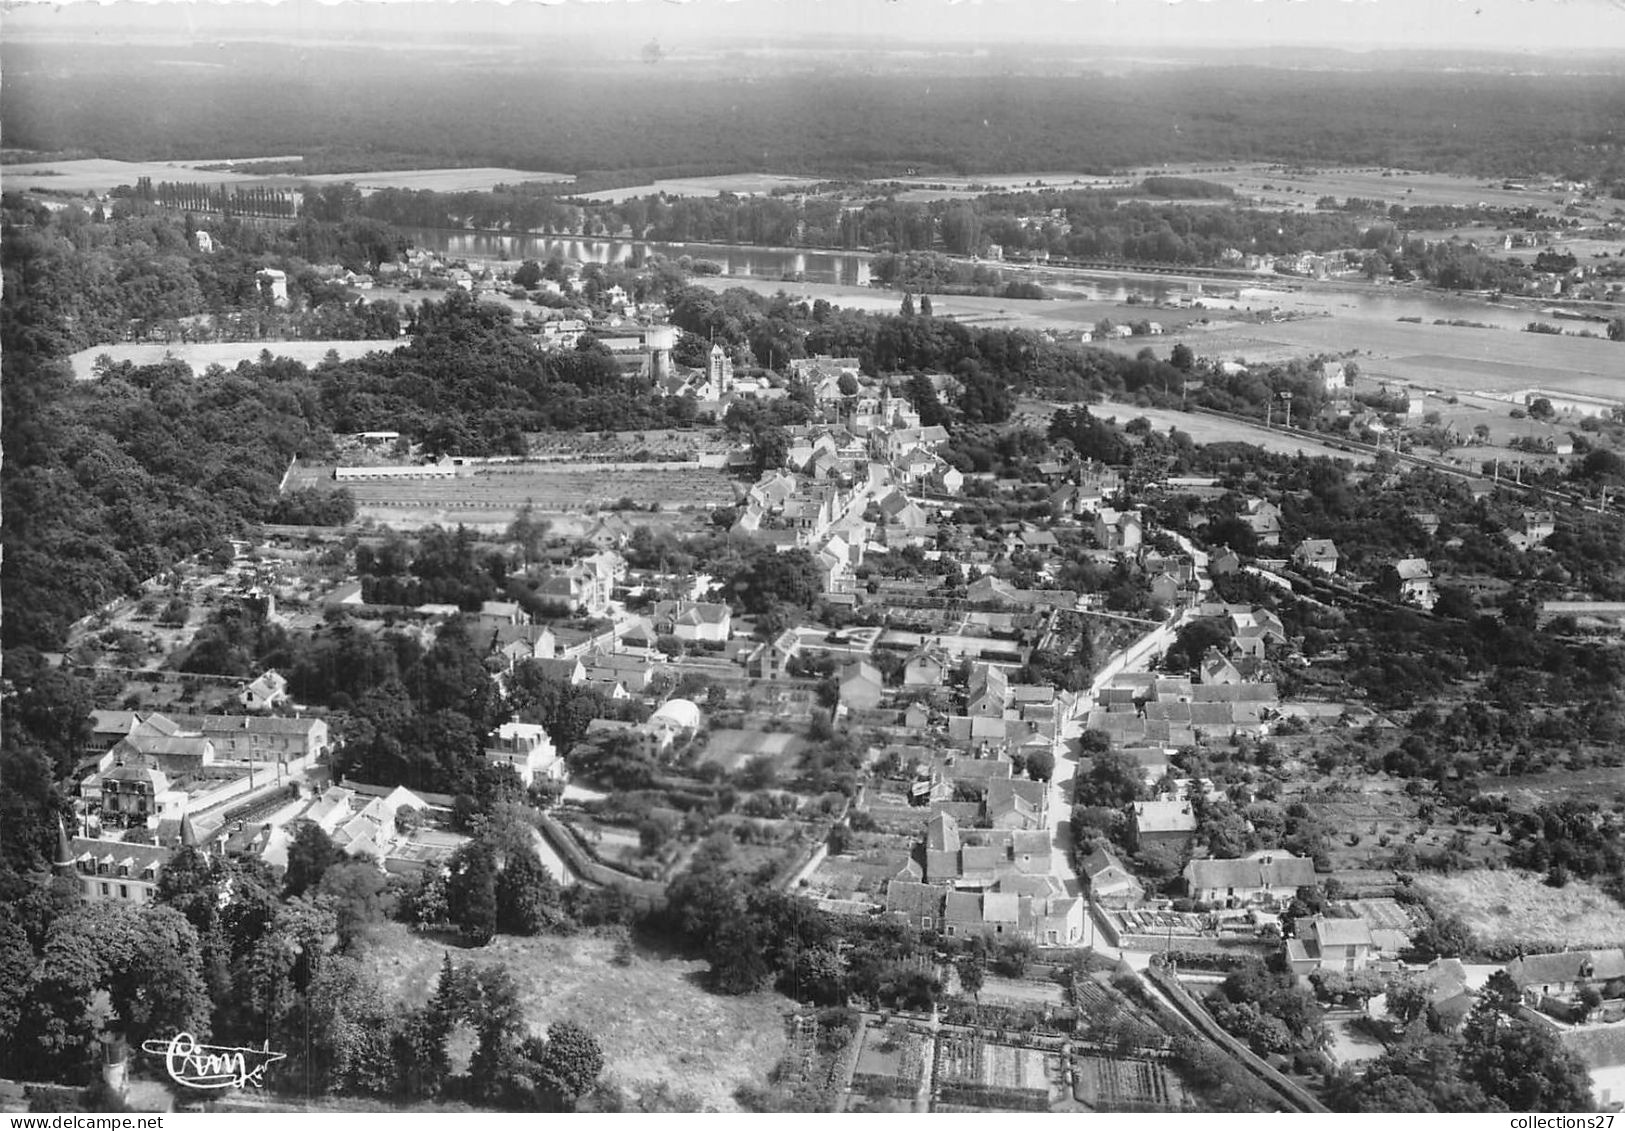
[1281,391,1293,430]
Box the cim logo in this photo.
[140,1032,287,1090]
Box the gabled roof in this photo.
[988,778,1045,813]
[1506,950,1594,987]
[926,811,960,853]
[1184,851,1315,892]
[944,891,983,923]
[983,891,1021,924]
[71,837,171,876]
[191,714,326,737]
[1294,539,1339,562]
[116,733,211,761]
[961,845,1004,875]
[1563,1022,1625,1071]
[1312,915,1373,947]
[886,881,943,919]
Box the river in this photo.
[400,227,877,286]
[401,227,1591,333]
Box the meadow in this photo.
[363,921,792,1112]
[4,157,567,196]
[1144,163,1578,214]
[1411,869,1625,951]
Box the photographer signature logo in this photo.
[140,1032,287,1090]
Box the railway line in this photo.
[1183,405,1620,515]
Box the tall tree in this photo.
[536,1020,605,1111]
[284,820,341,897]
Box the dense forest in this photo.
[6,40,1625,184]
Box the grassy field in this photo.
[1084,401,1369,461]
[1412,869,1625,950]
[298,167,569,192]
[5,157,270,193]
[1147,314,1625,402]
[576,173,821,203]
[362,922,792,1111]
[1143,163,1577,215]
[698,728,809,772]
[1477,767,1625,811]
[5,157,566,195]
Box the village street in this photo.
[1043,533,1216,954]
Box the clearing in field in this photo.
[1412,869,1625,950]
[698,728,809,772]
[362,921,791,1112]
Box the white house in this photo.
[1287,915,1375,977]
[239,670,289,712]
[483,721,565,787]
[654,600,732,643]
[1292,539,1340,575]
[1395,558,1437,610]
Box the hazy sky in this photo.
[7,0,1625,54]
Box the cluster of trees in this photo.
[1205,961,1327,1061]
[1327,971,1593,1112]
[2,197,404,347]
[0,702,612,1109]
[658,838,942,1009]
[398,804,635,942]
[1506,798,1625,895]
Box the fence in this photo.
[535,811,666,907]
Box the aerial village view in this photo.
[1,0,1623,1119]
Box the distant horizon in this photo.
[6,0,1625,56]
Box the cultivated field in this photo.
[4,157,270,194]
[1147,314,1625,402]
[297,167,570,193]
[934,1032,1058,1110]
[1017,396,1363,461]
[288,460,742,529]
[1140,164,1579,215]
[69,339,399,381]
[1072,1054,1190,1111]
[1412,869,1625,951]
[574,173,821,203]
[1283,776,1513,874]
[363,922,791,1111]
[850,1021,927,1102]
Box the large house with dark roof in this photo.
[1183,850,1316,908]
[59,828,173,905]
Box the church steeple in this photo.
[53,816,76,877]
